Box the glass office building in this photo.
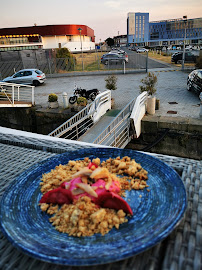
[127,13,202,48]
[127,13,149,46]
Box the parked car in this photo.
[3,69,46,86]
[131,47,137,51]
[109,49,127,55]
[187,69,202,96]
[171,52,197,64]
[185,45,193,50]
[136,48,149,53]
[101,53,128,65]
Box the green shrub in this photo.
[139,72,157,96]
[77,97,87,105]
[105,75,117,90]
[56,47,76,71]
[48,93,58,102]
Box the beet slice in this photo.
[95,191,133,215]
[87,162,98,169]
[39,187,73,205]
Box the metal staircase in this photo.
[49,90,111,139]
[49,91,148,149]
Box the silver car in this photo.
[101,53,128,65]
[3,69,46,86]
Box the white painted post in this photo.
[62,92,68,108]
[32,86,35,105]
[17,86,20,101]
[12,85,14,105]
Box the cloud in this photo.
[104,1,121,9]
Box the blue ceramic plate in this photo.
[0,148,187,266]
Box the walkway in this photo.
[34,67,201,120]
[78,110,119,143]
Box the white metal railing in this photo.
[92,92,147,148]
[0,82,35,106]
[92,97,136,148]
[49,90,111,139]
[130,91,148,138]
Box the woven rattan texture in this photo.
[0,134,201,270]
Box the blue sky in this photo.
[1,0,201,42]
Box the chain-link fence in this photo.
[0,50,148,79]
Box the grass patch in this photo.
[73,52,105,71]
[148,51,171,64]
[148,51,196,68]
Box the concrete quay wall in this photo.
[0,107,201,160]
[126,115,202,160]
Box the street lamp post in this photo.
[78,27,84,71]
[100,39,102,52]
[182,15,187,71]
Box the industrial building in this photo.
[0,24,95,52]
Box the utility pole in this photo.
[182,15,187,71]
[78,27,84,71]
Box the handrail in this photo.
[48,90,111,139]
[92,92,147,148]
[130,91,147,138]
[92,97,136,147]
[0,82,35,106]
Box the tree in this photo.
[139,72,157,96]
[56,47,76,71]
[105,37,114,47]
[56,47,71,58]
[105,75,117,90]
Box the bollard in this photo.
[62,92,68,108]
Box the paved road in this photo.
[35,68,201,119]
[125,48,171,69]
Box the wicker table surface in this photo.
[0,131,201,270]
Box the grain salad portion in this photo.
[39,156,149,237]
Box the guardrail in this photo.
[0,82,34,107]
[48,90,111,139]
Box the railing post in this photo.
[17,86,20,101]
[32,86,35,105]
[12,85,14,105]
[76,126,79,139]
[114,130,116,147]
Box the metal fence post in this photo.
[47,58,52,74]
[146,51,148,73]
[32,86,35,105]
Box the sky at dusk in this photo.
[1,0,201,42]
